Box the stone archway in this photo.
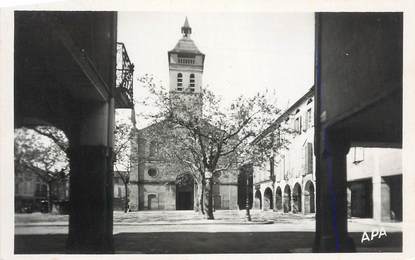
[293,183,302,213]
[14,11,134,253]
[275,186,282,211]
[254,189,262,210]
[175,173,194,210]
[264,187,273,211]
[283,185,291,213]
[304,181,315,214]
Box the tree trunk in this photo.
[194,183,199,212]
[47,182,52,213]
[204,177,214,220]
[200,178,205,214]
[124,182,129,213]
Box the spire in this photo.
[181,17,192,38]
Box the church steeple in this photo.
[181,17,192,38]
[168,18,205,118]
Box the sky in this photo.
[118,12,315,128]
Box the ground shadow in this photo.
[15,232,402,254]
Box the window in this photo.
[177,73,183,91]
[276,125,282,145]
[35,183,47,197]
[41,184,47,195]
[294,117,302,133]
[35,183,41,196]
[139,138,147,154]
[178,57,195,64]
[118,187,122,198]
[304,143,313,175]
[24,182,29,194]
[189,73,195,92]
[300,116,302,132]
[306,108,312,129]
[149,140,158,157]
[148,168,158,177]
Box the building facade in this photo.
[252,87,316,215]
[347,147,402,222]
[15,167,69,213]
[252,85,402,223]
[128,18,238,211]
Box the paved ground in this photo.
[16,210,287,224]
[14,210,402,253]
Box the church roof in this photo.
[169,17,204,56]
[170,37,204,55]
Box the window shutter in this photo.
[300,116,303,133]
[308,109,313,128]
[304,110,308,131]
[307,143,313,174]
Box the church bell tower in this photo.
[168,17,205,118]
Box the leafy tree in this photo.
[16,119,137,214]
[113,113,137,213]
[136,74,291,219]
[14,126,69,212]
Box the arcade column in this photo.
[66,99,115,253]
[313,130,355,252]
[372,175,391,222]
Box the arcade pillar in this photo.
[314,130,355,252]
[66,99,115,253]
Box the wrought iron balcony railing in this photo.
[116,42,134,108]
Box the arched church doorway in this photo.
[293,183,302,213]
[275,186,282,211]
[304,181,315,214]
[283,185,291,213]
[264,187,273,211]
[254,190,262,209]
[175,173,194,210]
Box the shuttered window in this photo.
[304,142,313,175]
[177,73,183,90]
[189,73,195,91]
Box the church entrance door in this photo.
[175,173,194,210]
[177,191,192,210]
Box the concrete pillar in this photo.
[291,189,295,213]
[302,187,307,215]
[313,130,355,252]
[273,187,277,211]
[372,176,391,222]
[66,100,114,253]
[346,186,351,218]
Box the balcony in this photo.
[115,42,134,108]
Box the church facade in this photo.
[128,18,238,211]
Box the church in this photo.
[128,18,238,211]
